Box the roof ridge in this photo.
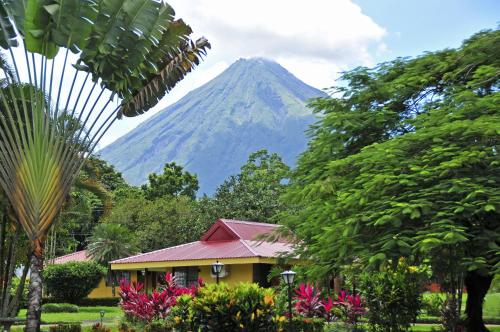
[221,219,278,227]
[111,241,201,263]
[239,239,259,256]
[55,250,87,259]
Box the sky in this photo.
[98,0,499,148]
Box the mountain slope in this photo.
[99,58,326,195]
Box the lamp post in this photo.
[99,310,105,324]
[212,261,224,284]
[281,270,296,327]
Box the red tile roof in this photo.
[52,250,90,264]
[112,219,292,265]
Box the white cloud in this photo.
[99,0,387,147]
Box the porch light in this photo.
[281,270,296,285]
[281,269,296,327]
[212,261,224,284]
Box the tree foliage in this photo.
[200,150,291,223]
[141,162,199,200]
[43,261,105,304]
[87,223,138,265]
[282,29,499,329]
[105,195,208,253]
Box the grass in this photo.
[422,291,500,319]
[15,306,122,323]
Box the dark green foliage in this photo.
[422,293,444,317]
[199,150,291,223]
[105,195,209,252]
[42,297,121,307]
[359,261,425,331]
[42,303,79,313]
[48,324,82,332]
[43,261,105,304]
[285,317,326,332]
[141,162,199,200]
[282,29,500,326]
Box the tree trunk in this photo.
[464,270,493,332]
[25,241,44,332]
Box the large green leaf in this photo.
[24,0,59,58]
[46,0,98,52]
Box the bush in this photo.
[360,259,425,331]
[42,303,79,313]
[76,297,121,306]
[91,323,111,332]
[189,283,278,331]
[48,324,82,332]
[44,261,105,304]
[282,317,326,332]
[42,297,120,306]
[422,293,444,316]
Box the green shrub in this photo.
[360,259,425,331]
[43,296,120,306]
[167,294,193,332]
[43,261,105,304]
[118,321,137,332]
[323,322,367,332]
[91,323,111,332]
[48,324,82,332]
[42,303,79,313]
[282,317,326,332]
[422,293,444,316]
[75,297,120,306]
[189,283,278,331]
[145,321,169,332]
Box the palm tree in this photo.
[0,1,209,330]
[87,223,138,265]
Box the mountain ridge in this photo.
[100,58,326,194]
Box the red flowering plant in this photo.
[119,273,203,323]
[333,290,366,324]
[294,283,334,321]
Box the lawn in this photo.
[422,292,500,319]
[16,306,122,324]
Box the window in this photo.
[173,267,199,287]
[106,271,131,286]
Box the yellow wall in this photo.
[198,263,253,285]
[88,271,139,299]
[88,278,118,299]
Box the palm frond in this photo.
[119,37,211,117]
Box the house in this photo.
[51,250,118,299]
[110,219,295,291]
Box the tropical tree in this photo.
[0,1,209,330]
[141,162,199,200]
[199,149,291,223]
[87,223,137,265]
[282,29,499,331]
[104,195,208,252]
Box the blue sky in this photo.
[356,0,499,61]
[101,0,499,147]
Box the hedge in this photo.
[43,297,120,307]
[43,261,106,304]
[42,303,79,313]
